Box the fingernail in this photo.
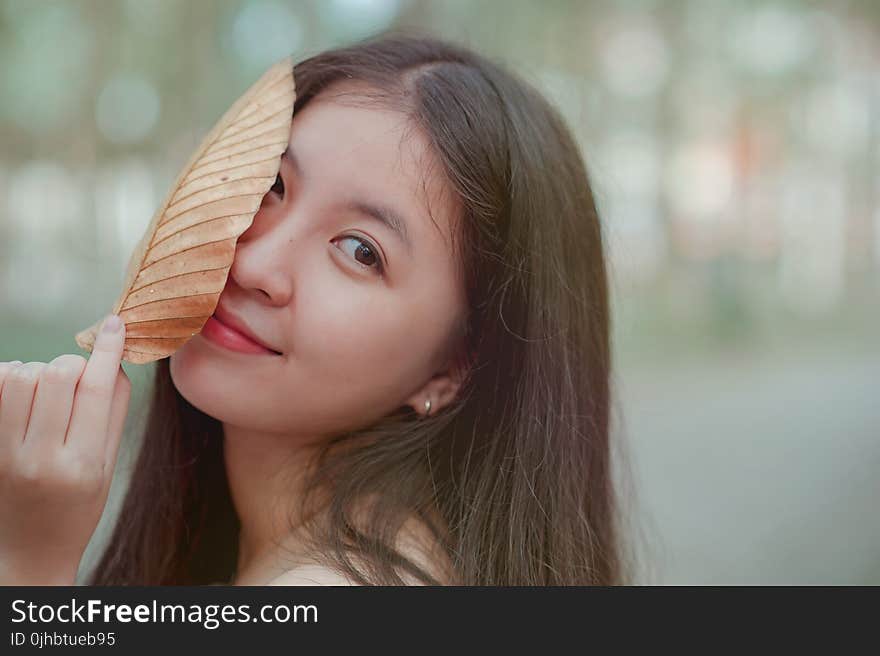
[102,314,122,334]
[10,361,22,366]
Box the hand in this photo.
[0,314,131,585]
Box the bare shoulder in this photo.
[266,564,358,587]
[394,513,455,585]
[267,514,454,587]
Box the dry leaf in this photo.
[75,55,296,364]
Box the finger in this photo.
[0,361,24,461]
[0,362,44,451]
[102,367,131,485]
[0,361,24,400]
[21,355,87,453]
[66,314,125,456]
[0,361,24,379]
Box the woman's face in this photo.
[170,81,467,441]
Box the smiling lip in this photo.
[200,315,281,356]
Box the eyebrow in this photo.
[282,145,414,255]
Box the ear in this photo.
[404,356,470,418]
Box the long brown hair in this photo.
[88,30,633,585]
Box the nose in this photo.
[225,199,293,305]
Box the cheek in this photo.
[299,290,416,370]
[293,288,430,402]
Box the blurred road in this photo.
[618,345,880,584]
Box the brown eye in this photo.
[270,173,284,196]
[334,235,385,275]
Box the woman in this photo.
[1,33,631,585]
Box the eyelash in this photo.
[270,173,386,277]
[334,234,386,276]
[269,172,285,197]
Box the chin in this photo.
[169,346,223,415]
[168,346,267,427]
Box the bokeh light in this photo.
[316,0,402,41]
[231,1,305,69]
[95,74,161,145]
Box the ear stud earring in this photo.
[424,398,432,416]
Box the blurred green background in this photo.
[1,0,878,584]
